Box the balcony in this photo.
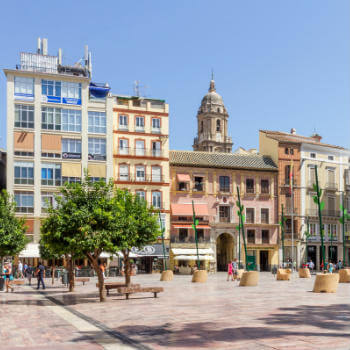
[118,125,129,131]
[219,216,231,223]
[170,236,210,243]
[151,127,161,134]
[323,210,340,217]
[115,175,166,183]
[305,209,318,217]
[115,147,165,158]
[284,207,298,216]
[325,182,337,191]
[193,184,205,192]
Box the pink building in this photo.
[170,150,279,272]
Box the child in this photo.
[227,261,233,281]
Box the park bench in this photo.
[75,277,90,285]
[96,282,141,295]
[117,286,164,299]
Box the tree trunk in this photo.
[123,250,131,287]
[52,258,55,285]
[88,254,106,302]
[68,257,75,292]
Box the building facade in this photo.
[4,38,113,255]
[170,150,279,272]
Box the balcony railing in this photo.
[219,216,231,223]
[16,206,34,213]
[116,175,166,183]
[151,127,161,134]
[323,210,340,217]
[306,209,318,217]
[116,147,164,158]
[284,208,298,215]
[325,182,337,190]
[170,236,210,243]
[193,184,205,192]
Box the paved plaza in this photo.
[1,272,350,350]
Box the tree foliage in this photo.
[0,190,28,261]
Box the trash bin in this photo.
[61,271,68,286]
[0,277,4,291]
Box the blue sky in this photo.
[0,1,349,151]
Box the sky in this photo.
[0,1,349,151]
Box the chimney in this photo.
[58,48,62,65]
[37,38,41,54]
[290,128,296,135]
[311,133,322,142]
[42,38,48,55]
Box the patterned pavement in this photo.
[1,272,350,350]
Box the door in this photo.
[307,245,316,265]
[259,250,269,271]
[246,255,256,271]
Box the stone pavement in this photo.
[1,272,350,350]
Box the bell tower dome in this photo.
[193,77,233,153]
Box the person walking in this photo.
[328,262,334,274]
[309,260,314,272]
[3,262,14,292]
[17,260,24,279]
[227,261,233,281]
[232,258,239,281]
[25,264,33,286]
[36,262,46,290]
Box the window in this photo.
[310,153,316,158]
[178,182,188,191]
[309,166,316,185]
[290,148,294,155]
[88,138,106,161]
[246,178,254,193]
[119,139,129,155]
[14,161,34,185]
[194,176,204,191]
[261,209,269,224]
[119,165,129,181]
[135,116,145,131]
[246,208,255,223]
[41,163,61,186]
[328,155,334,161]
[219,176,230,192]
[61,82,81,100]
[285,148,289,155]
[62,139,82,159]
[41,107,61,130]
[119,115,128,130]
[41,152,61,159]
[15,151,34,157]
[309,223,317,236]
[88,112,106,134]
[15,105,34,128]
[152,118,161,133]
[157,213,166,234]
[328,223,337,238]
[41,192,56,212]
[42,80,61,97]
[14,77,34,98]
[136,191,146,201]
[90,177,106,183]
[62,177,81,184]
[14,191,34,213]
[152,141,161,157]
[151,166,161,182]
[179,228,188,242]
[327,169,335,186]
[152,192,161,209]
[328,196,335,213]
[62,109,81,132]
[219,206,230,223]
[197,229,204,242]
[261,179,269,194]
[136,165,145,181]
[285,165,292,185]
[247,230,255,243]
[216,119,221,132]
[135,140,145,156]
[200,121,203,133]
[262,230,269,244]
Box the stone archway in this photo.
[216,233,234,271]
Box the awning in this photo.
[89,83,110,98]
[173,224,210,229]
[131,244,169,257]
[19,243,40,258]
[174,255,214,261]
[62,162,81,177]
[172,248,214,255]
[171,203,209,216]
[117,251,140,258]
[177,174,191,182]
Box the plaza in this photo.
[1,273,350,350]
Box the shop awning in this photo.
[174,255,214,261]
[172,248,214,255]
[19,243,40,258]
[176,173,191,182]
[171,203,209,216]
[173,224,210,229]
[117,251,140,258]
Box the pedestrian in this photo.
[309,260,314,272]
[99,262,105,279]
[232,258,239,280]
[328,262,334,274]
[25,264,33,286]
[23,262,28,276]
[227,261,233,281]
[3,262,14,293]
[18,260,24,279]
[36,262,46,290]
[337,260,342,270]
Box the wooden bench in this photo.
[117,286,164,299]
[75,277,90,285]
[96,282,141,295]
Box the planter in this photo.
[277,269,291,281]
[239,271,259,286]
[235,269,245,280]
[298,268,311,278]
[313,273,339,293]
[160,270,174,281]
[192,270,207,283]
[339,269,350,283]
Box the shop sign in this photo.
[131,245,156,256]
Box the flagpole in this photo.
[291,184,294,271]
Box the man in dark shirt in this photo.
[36,262,45,290]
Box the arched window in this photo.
[200,120,204,133]
[216,119,221,132]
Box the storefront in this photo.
[246,245,279,271]
[131,244,169,273]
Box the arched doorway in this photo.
[216,233,234,271]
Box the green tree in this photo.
[0,190,28,268]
